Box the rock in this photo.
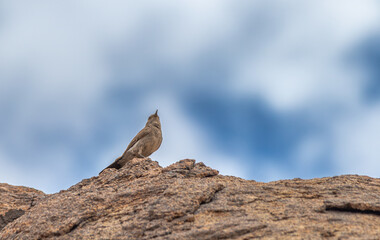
[0,183,45,231]
[1,158,380,239]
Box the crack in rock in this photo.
[324,201,380,216]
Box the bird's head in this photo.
[146,110,161,129]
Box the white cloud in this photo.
[0,2,122,193]
[233,0,380,111]
[1,0,380,193]
[0,2,111,146]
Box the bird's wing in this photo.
[125,127,150,151]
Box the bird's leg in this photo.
[135,149,146,158]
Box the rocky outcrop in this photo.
[0,183,45,231]
[1,158,380,239]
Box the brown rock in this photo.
[0,183,45,231]
[1,158,380,239]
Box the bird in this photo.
[100,110,162,174]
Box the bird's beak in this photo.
[155,109,158,116]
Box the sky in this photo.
[1,0,380,193]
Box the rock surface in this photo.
[1,158,380,239]
[0,183,45,231]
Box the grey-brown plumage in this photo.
[100,110,162,174]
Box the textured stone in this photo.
[0,183,45,231]
[1,158,380,239]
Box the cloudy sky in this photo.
[1,0,380,193]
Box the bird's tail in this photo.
[99,151,135,174]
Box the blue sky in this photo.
[1,0,380,193]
